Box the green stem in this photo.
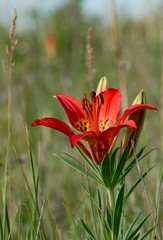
[107,188,115,237]
[108,189,115,211]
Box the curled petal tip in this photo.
[31,119,40,127]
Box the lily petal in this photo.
[54,95,88,129]
[100,120,137,143]
[31,118,74,145]
[100,120,137,154]
[98,88,121,126]
[119,104,158,123]
[70,131,98,147]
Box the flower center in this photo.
[99,118,114,132]
[81,91,105,134]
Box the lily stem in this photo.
[108,188,115,232]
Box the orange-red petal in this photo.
[70,131,98,147]
[99,120,137,143]
[54,95,88,130]
[31,118,74,145]
[119,104,158,123]
[98,89,121,127]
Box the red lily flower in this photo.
[31,88,157,164]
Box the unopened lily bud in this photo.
[96,76,108,95]
[122,90,146,158]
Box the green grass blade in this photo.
[139,225,157,240]
[155,171,163,239]
[131,233,140,240]
[122,146,157,180]
[0,213,3,240]
[80,183,112,239]
[97,189,101,211]
[113,182,125,240]
[76,146,101,175]
[111,148,128,187]
[123,210,143,240]
[63,201,83,240]
[62,151,103,183]
[18,204,21,240]
[55,154,103,184]
[5,205,11,240]
[122,146,147,178]
[7,203,21,240]
[3,141,10,240]
[80,219,96,240]
[47,197,60,240]
[128,213,151,240]
[124,165,156,204]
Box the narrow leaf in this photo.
[139,225,157,240]
[110,147,120,174]
[97,189,101,211]
[123,210,143,240]
[76,146,101,175]
[0,214,3,240]
[111,148,128,187]
[122,146,147,178]
[113,183,125,240]
[132,233,140,240]
[55,154,103,184]
[101,153,112,188]
[128,213,151,240]
[124,165,156,204]
[80,219,96,240]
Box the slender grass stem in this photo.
[47,197,60,240]
[131,140,160,239]
[2,138,10,240]
[6,7,18,224]
[85,163,99,239]
[111,0,128,111]
[35,199,45,240]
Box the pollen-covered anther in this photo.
[82,93,92,111]
[99,93,104,104]
[90,91,96,98]
[82,93,87,110]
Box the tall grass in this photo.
[0,1,162,239]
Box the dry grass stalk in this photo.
[111,0,128,111]
[6,6,18,222]
[86,28,96,90]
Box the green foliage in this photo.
[113,183,125,240]
[0,1,162,239]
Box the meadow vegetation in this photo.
[0,1,162,239]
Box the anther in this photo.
[90,91,96,98]
[99,93,104,104]
[82,93,87,110]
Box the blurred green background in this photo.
[0,0,162,238]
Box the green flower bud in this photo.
[96,76,109,95]
[122,90,146,158]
